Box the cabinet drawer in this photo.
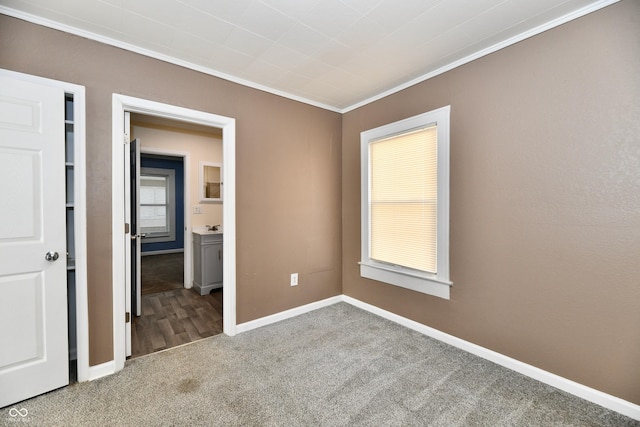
[194,232,223,245]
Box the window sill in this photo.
[141,233,174,244]
[359,262,451,300]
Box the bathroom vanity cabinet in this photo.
[193,231,223,295]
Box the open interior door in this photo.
[123,109,141,357]
[130,137,141,318]
[0,73,69,407]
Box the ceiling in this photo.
[1,0,616,112]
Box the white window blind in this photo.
[140,175,168,232]
[360,105,450,299]
[370,126,438,273]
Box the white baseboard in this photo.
[86,361,116,382]
[342,295,640,421]
[235,295,343,334]
[86,291,638,420]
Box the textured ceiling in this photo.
[0,0,617,112]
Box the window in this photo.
[140,167,176,243]
[360,106,451,299]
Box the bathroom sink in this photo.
[192,227,222,235]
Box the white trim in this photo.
[86,361,116,381]
[221,116,237,337]
[139,146,192,288]
[0,2,619,114]
[113,94,237,373]
[231,293,639,420]
[341,0,622,113]
[0,6,340,114]
[359,263,450,299]
[360,106,451,299]
[0,68,90,383]
[70,82,89,383]
[235,296,343,334]
[342,295,640,422]
[139,166,176,242]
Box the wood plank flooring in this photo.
[141,253,185,295]
[131,253,223,359]
[131,288,223,359]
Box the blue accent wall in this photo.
[141,155,184,253]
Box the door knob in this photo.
[45,251,59,262]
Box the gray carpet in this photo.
[1,303,637,426]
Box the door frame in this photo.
[138,146,192,288]
[112,94,237,372]
[0,68,89,382]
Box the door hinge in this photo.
[125,312,130,323]
[125,223,130,234]
[123,134,130,145]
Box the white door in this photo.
[0,75,68,407]
[123,112,141,357]
[130,138,141,318]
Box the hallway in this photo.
[130,253,223,359]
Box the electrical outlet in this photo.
[290,273,298,287]
[193,206,203,214]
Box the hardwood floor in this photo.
[131,253,223,359]
[141,253,185,295]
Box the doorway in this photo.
[129,118,225,358]
[138,152,185,304]
[112,94,237,373]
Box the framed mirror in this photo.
[199,161,223,203]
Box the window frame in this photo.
[360,106,451,299]
[139,167,176,244]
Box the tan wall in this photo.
[0,15,342,366]
[342,1,640,404]
[1,0,638,406]
[131,121,223,229]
